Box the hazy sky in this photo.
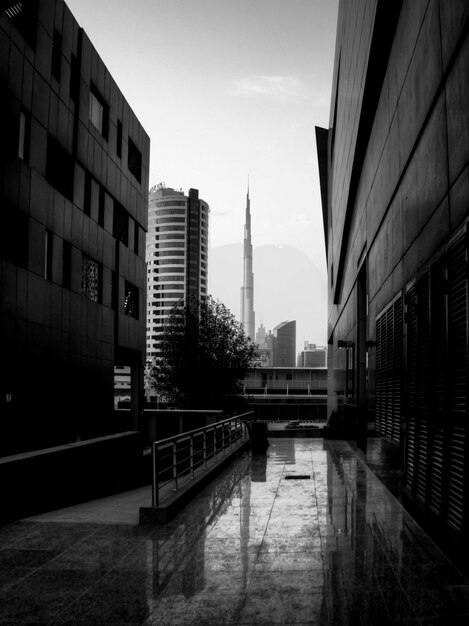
[66,0,338,341]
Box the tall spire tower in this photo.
[241,182,255,339]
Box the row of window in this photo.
[154,200,185,207]
[23,10,144,183]
[0,210,139,318]
[149,208,186,216]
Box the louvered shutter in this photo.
[375,295,403,445]
[428,257,447,517]
[404,284,417,493]
[416,273,430,505]
[446,233,468,533]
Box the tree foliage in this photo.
[151,295,258,411]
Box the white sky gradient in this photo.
[66,0,339,346]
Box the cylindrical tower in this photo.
[146,184,209,362]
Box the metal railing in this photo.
[151,411,253,507]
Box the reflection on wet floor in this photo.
[0,438,468,625]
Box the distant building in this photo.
[146,184,209,362]
[297,343,327,367]
[0,0,150,455]
[273,321,296,367]
[240,185,255,340]
[316,0,469,565]
[254,323,273,366]
[243,366,327,421]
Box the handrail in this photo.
[151,411,253,507]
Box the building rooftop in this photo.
[1,437,468,624]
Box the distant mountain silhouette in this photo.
[208,243,327,352]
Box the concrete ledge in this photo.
[140,438,250,524]
[1,431,146,524]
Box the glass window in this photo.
[124,282,139,319]
[81,254,101,303]
[128,138,142,182]
[18,109,30,161]
[89,90,103,133]
[89,84,109,139]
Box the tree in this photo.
[151,295,259,412]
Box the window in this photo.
[44,230,53,281]
[83,171,91,216]
[98,186,105,226]
[113,201,128,245]
[157,217,186,224]
[81,254,102,303]
[134,220,139,254]
[89,84,108,139]
[127,138,141,182]
[0,204,28,268]
[157,234,185,241]
[124,282,139,319]
[155,202,185,208]
[116,119,122,158]
[18,108,30,161]
[46,136,74,201]
[159,225,185,232]
[3,0,38,49]
[70,54,79,102]
[63,240,72,289]
[111,270,118,310]
[51,29,62,81]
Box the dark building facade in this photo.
[317,1,469,561]
[1,0,150,455]
[272,320,296,367]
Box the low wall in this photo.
[0,431,146,525]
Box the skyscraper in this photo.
[146,184,209,362]
[240,185,255,340]
[273,321,296,367]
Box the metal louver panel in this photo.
[405,416,416,490]
[416,418,428,505]
[406,285,417,411]
[404,228,468,543]
[447,426,465,532]
[417,274,430,413]
[431,258,447,414]
[448,235,467,416]
[429,426,444,516]
[375,295,403,445]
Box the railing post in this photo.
[190,434,194,479]
[203,430,207,467]
[214,425,217,459]
[152,442,159,507]
[172,441,178,491]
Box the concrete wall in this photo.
[0,431,146,524]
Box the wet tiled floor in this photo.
[1,438,469,625]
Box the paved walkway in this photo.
[1,438,468,625]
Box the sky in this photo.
[66,0,339,344]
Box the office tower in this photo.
[0,0,150,455]
[273,321,296,366]
[146,184,209,361]
[317,0,469,561]
[240,185,255,339]
[297,343,327,367]
[255,323,273,366]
